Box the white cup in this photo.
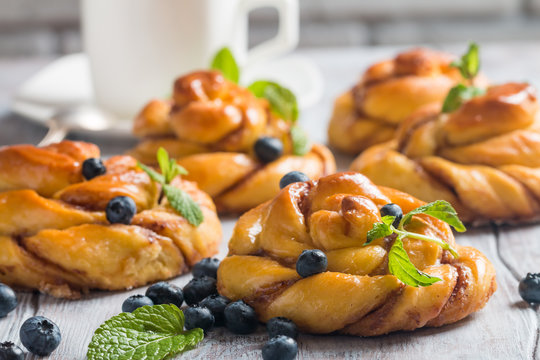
[81,0,299,119]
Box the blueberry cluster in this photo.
[262,317,299,360]
[0,284,62,358]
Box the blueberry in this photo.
[279,171,309,189]
[19,316,61,357]
[262,335,298,360]
[254,137,283,163]
[0,341,24,360]
[184,306,215,332]
[106,196,137,225]
[145,282,183,307]
[82,158,106,180]
[199,294,230,326]
[192,258,220,279]
[519,273,540,304]
[0,283,17,318]
[122,295,154,313]
[296,249,327,278]
[183,276,217,305]
[380,203,403,228]
[267,317,298,339]
[224,300,258,334]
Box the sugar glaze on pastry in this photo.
[328,48,487,154]
[217,172,496,336]
[0,141,221,298]
[130,70,336,213]
[351,82,540,225]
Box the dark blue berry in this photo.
[296,250,327,278]
[254,137,283,163]
[122,295,153,313]
[183,276,217,305]
[145,282,183,307]
[519,273,540,304]
[106,196,137,224]
[184,306,215,332]
[0,283,17,318]
[19,316,61,357]
[192,258,220,279]
[267,317,298,339]
[224,300,258,334]
[262,335,298,360]
[0,341,24,360]
[279,171,309,189]
[82,158,106,180]
[199,294,230,326]
[380,203,403,228]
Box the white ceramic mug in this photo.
[81,0,299,118]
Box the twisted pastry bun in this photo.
[0,141,221,298]
[217,172,496,336]
[328,48,487,154]
[130,70,336,213]
[350,82,540,225]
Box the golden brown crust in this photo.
[351,82,540,225]
[328,48,487,154]
[0,141,221,298]
[131,70,336,213]
[217,172,496,336]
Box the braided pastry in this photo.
[217,172,496,336]
[0,141,221,299]
[328,48,487,154]
[130,70,336,213]
[351,82,540,225]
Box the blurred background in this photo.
[0,0,539,57]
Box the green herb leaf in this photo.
[388,238,442,287]
[211,47,240,83]
[156,147,188,184]
[442,84,485,113]
[290,126,310,156]
[451,42,480,79]
[400,200,466,232]
[364,218,394,246]
[248,80,299,122]
[163,184,204,227]
[87,304,203,360]
[138,161,165,184]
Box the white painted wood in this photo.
[1,44,540,359]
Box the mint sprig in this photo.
[443,42,485,113]
[210,47,300,124]
[248,80,299,123]
[364,200,465,287]
[211,47,240,83]
[290,125,310,155]
[87,304,203,360]
[451,42,480,80]
[138,147,203,227]
[442,84,485,113]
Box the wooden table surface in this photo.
[1,43,540,359]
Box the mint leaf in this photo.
[442,84,485,113]
[87,304,204,360]
[400,200,466,232]
[211,47,240,83]
[290,126,310,156]
[138,161,165,184]
[156,147,171,180]
[451,42,480,79]
[155,147,188,184]
[248,80,299,122]
[364,217,394,245]
[388,238,441,287]
[163,184,204,227]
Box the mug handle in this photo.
[239,0,299,67]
